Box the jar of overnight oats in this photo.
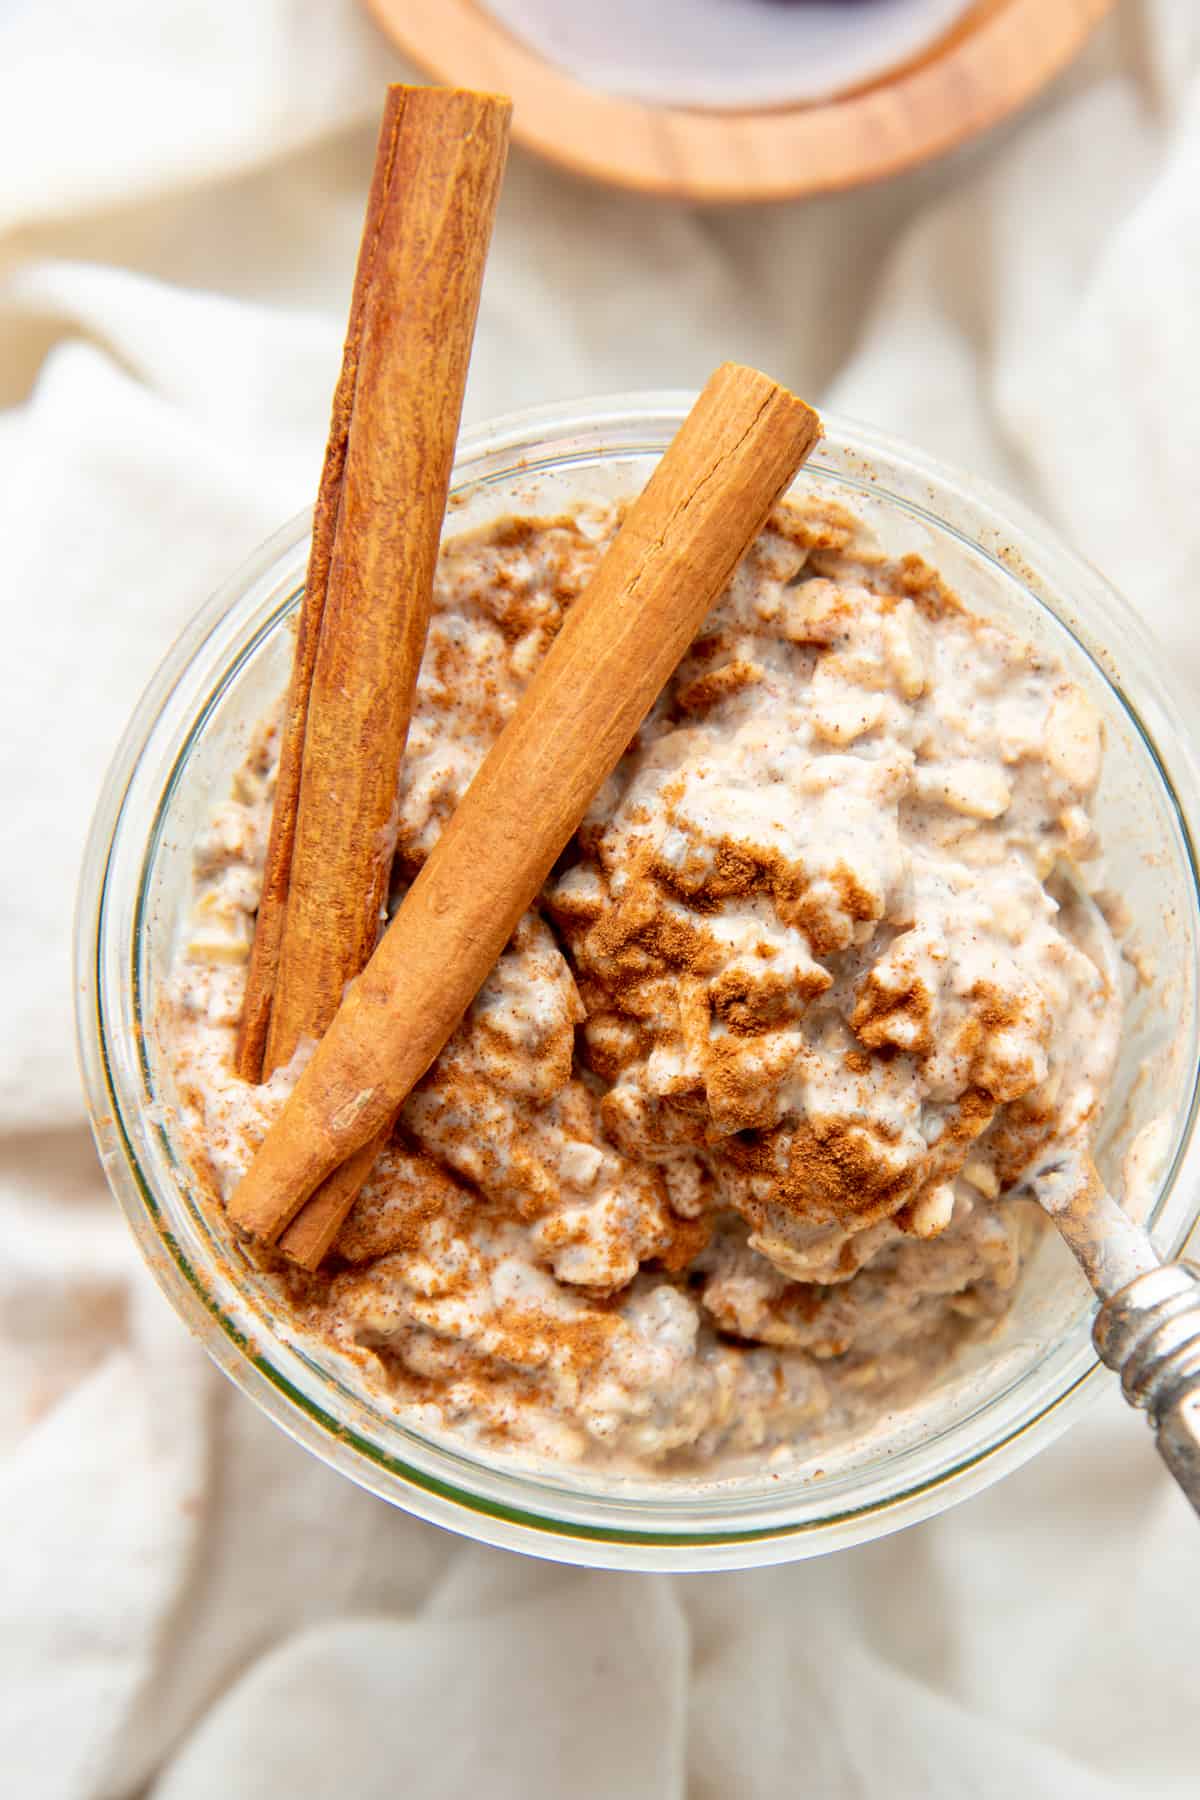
[76,398,1200,1569]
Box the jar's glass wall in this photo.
[77,403,1200,1569]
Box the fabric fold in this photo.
[0,3,1196,1794]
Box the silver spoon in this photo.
[1006,865,1200,1511]
[1013,1150,1200,1514]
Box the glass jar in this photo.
[76,396,1200,1570]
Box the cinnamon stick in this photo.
[235,85,512,1085]
[277,1137,382,1269]
[229,363,822,1257]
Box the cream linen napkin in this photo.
[0,3,1197,1795]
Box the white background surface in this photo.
[1,2,1198,1794]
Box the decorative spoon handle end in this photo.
[1093,1263,1200,1517]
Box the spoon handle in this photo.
[1020,1156,1200,1513]
[1092,1263,1200,1517]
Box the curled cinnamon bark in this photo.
[236,85,512,1084]
[230,363,822,1259]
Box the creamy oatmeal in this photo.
[162,497,1122,1470]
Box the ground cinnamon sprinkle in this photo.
[161,491,1124,1472]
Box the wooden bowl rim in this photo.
[365,0,1115,202]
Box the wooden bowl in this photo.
[366,0,1115,203]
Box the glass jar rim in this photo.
[76,394,1200,1569]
